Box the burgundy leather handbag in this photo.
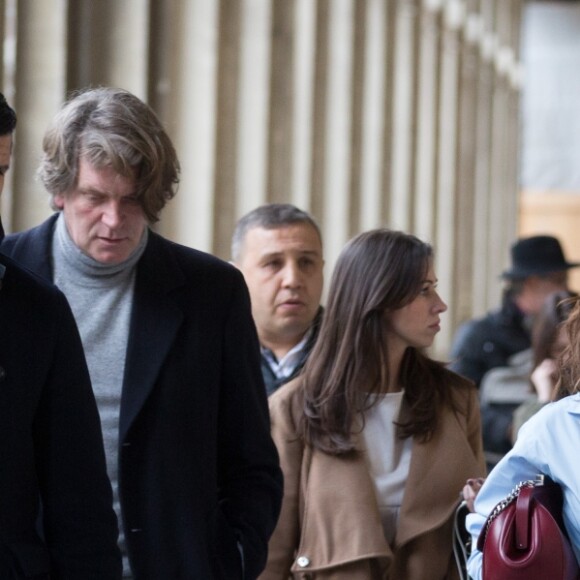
[477,475,580,580]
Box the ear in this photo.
[53,193,66,210]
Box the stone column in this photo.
[12,0,67,231]
[389,0,420,231]
[434,0,464,350]
[414,0,443,242]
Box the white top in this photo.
[362,391,413,546]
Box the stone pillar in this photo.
[389,0,420,231]
[12,0,67,231]
[359,0,388,231]
[414,0,443,242]
[157,0,220,253]
[321,0,354,270]
[453,4,482,326]
[291,0,317,212]
[434,0,464,351]
[471,0,496,316]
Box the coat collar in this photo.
[4,213,56,280]
[565,393,580,415]
[296,442,393,573]
[295,393,484,570]
[396,402,483,545]
[118,232,186,441]
[1,214,189,441]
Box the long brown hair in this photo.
[530,290,576,397]
[532,290,576,368]
[557,296,580,397]
[300,229,465,455]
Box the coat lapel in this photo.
[396,400,483,546]
[2,217,187,444]
[0,214,57,282]
[297,443,392,571]
[118,233,184,442]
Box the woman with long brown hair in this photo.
[260,229,485,579]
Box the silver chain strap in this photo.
[483,479,537,538]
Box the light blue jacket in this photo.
[466,393,580,580]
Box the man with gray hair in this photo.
[1,87,282,579]
[232,203,324,395]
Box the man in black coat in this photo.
[450,236,578,387]
[449,235,578,462]
[0,94,121,578]
[231,204,324,396]
[1,88,282,579]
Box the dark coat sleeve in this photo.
[35,289,122,579]
[0,259,121,579]
[216,271,284,579]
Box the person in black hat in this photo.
[449,234,578,466]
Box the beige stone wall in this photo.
[0,0,523,356]
[519,192,580,295]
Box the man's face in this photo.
[0,133,13,196]
[54,158,148,264]
[520,271,569,315]
[236,223,324,349]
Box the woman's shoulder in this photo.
[438,361,475,386]
[516,393,580,443]
[427,365,479,423]
[534,392,580,420]
[437,364,478,400]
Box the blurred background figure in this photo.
[449,235,578,467]
[466,294,580,580]
[450,235,577,387]
[511,289,577,441]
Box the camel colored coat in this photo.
[260,377,486,580]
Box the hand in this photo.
[462,477,485,512]
[530,358,557,403]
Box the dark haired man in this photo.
[232,203,324,395]
[0,93,122,578]
[1,88,282,579]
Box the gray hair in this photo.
[38,87,180,223]
[231,203,322,262]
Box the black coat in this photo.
[1,215,283,580]
[0,252,121,579]
[449,296,531,387]
[449,295,532,463]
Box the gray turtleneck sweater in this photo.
[52,213,147,578]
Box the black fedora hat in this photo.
[502,235,580,279]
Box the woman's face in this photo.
[386,262,448,351]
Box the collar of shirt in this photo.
[261,327,313,380]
